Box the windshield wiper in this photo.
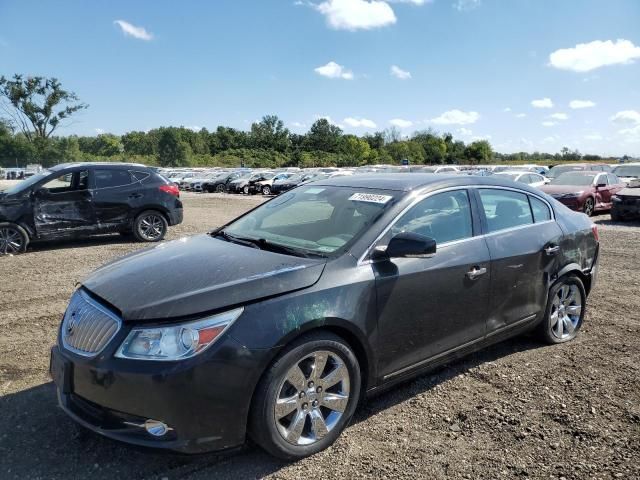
[253,239,327,258]
[213,230,260,249]
[213,230,325,258]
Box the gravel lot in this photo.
[1,181,639,480]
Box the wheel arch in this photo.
[554,262,592,295]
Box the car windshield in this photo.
[1,170,52,195]
[221,185,399,256]
[547,165,583,178]
[550,172,597,186]
[613,165,640,177]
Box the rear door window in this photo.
[479,189,534,233]
[94,169,133,189]
[529,196,551,222]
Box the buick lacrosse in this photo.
[50,174,599,459]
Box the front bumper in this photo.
[50,333,273,454]
[612,198,640,219]
[553,196,581,211]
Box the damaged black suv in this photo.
[0,162,183,254]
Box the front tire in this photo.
[0,222,29,255]
[243,185,250,195]
[262,185,271,195]
[538,275,586,344]
[249,332,361,460]
[583,197,595,216]
[132,210,168,242]
[216,184,226,193]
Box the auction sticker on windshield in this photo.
[348,193,393,204]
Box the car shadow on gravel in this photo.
[354,335,543,423]
[0,336,542,479]
[26,234,135,253]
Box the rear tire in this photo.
[0,222,29,255]
[262,185,271,195]
[132,210,168,242]
[249,332,361,460]
[216,184,226,193]
[538,275,586,344]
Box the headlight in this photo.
[115,307,243,361]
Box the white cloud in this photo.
[390,65,411,79]
[114,20,153,41]
[315,0,396,31]
[431,109,479,125]
[457,127,472,136]
[542,136,558,144]
[610,110,640,125]
[389,118,413,128]
[454,0,481,11]
[531,98,553,108]
[503,107,511,112]
[549,39,640,72]
[314,61,354,79]
[472,134,491,141]
[619,124,640,143]
[549,113,569,121]
[94,128,105,135]
[569,99,596,109]
[343,117,377,128]
[541,121,557,127]
[291,121,307,129]
[515,113,527,118]
[186,126,201,132]
[584,134,603,141]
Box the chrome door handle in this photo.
[545,245,560,255]
[466,267,487,280]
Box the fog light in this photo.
[144,419,171,437]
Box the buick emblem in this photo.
[66,312,77,336]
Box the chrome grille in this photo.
[61,290,121,357]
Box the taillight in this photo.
[159,184,180,197]
[591,224,599,242]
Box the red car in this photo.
[540,171,624,216]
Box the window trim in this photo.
[358,185,555,265]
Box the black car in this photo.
[611,183,640,220]
[202,171,244,193]
[0,163,183,254]
[50,174,598,459]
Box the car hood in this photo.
[539,185,591,195]
[82,234,326,321]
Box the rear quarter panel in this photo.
[553,200,598,273]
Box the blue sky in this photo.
[1,0,639,156]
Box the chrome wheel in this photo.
[274,350,350,446]
[0,226,24,255]
[550,284,582,340]
[138,214,164,241]
[583,198,594,216]
[216,184,225,193]
[262,186,271,195]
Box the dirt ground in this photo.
[1,183,639,480]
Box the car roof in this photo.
[50,162,149,171]
[312,173,544,194]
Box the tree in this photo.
[157,128,191,167]
[305,118,342,152]
[464,140,493,164]
[0,75,88,141]
[412,131,446,164]
[339,135,371,166]
[249,115,290,152]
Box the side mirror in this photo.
[372,232,437,261]
[33,187,49,198]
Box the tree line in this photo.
[0,74,619,169]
